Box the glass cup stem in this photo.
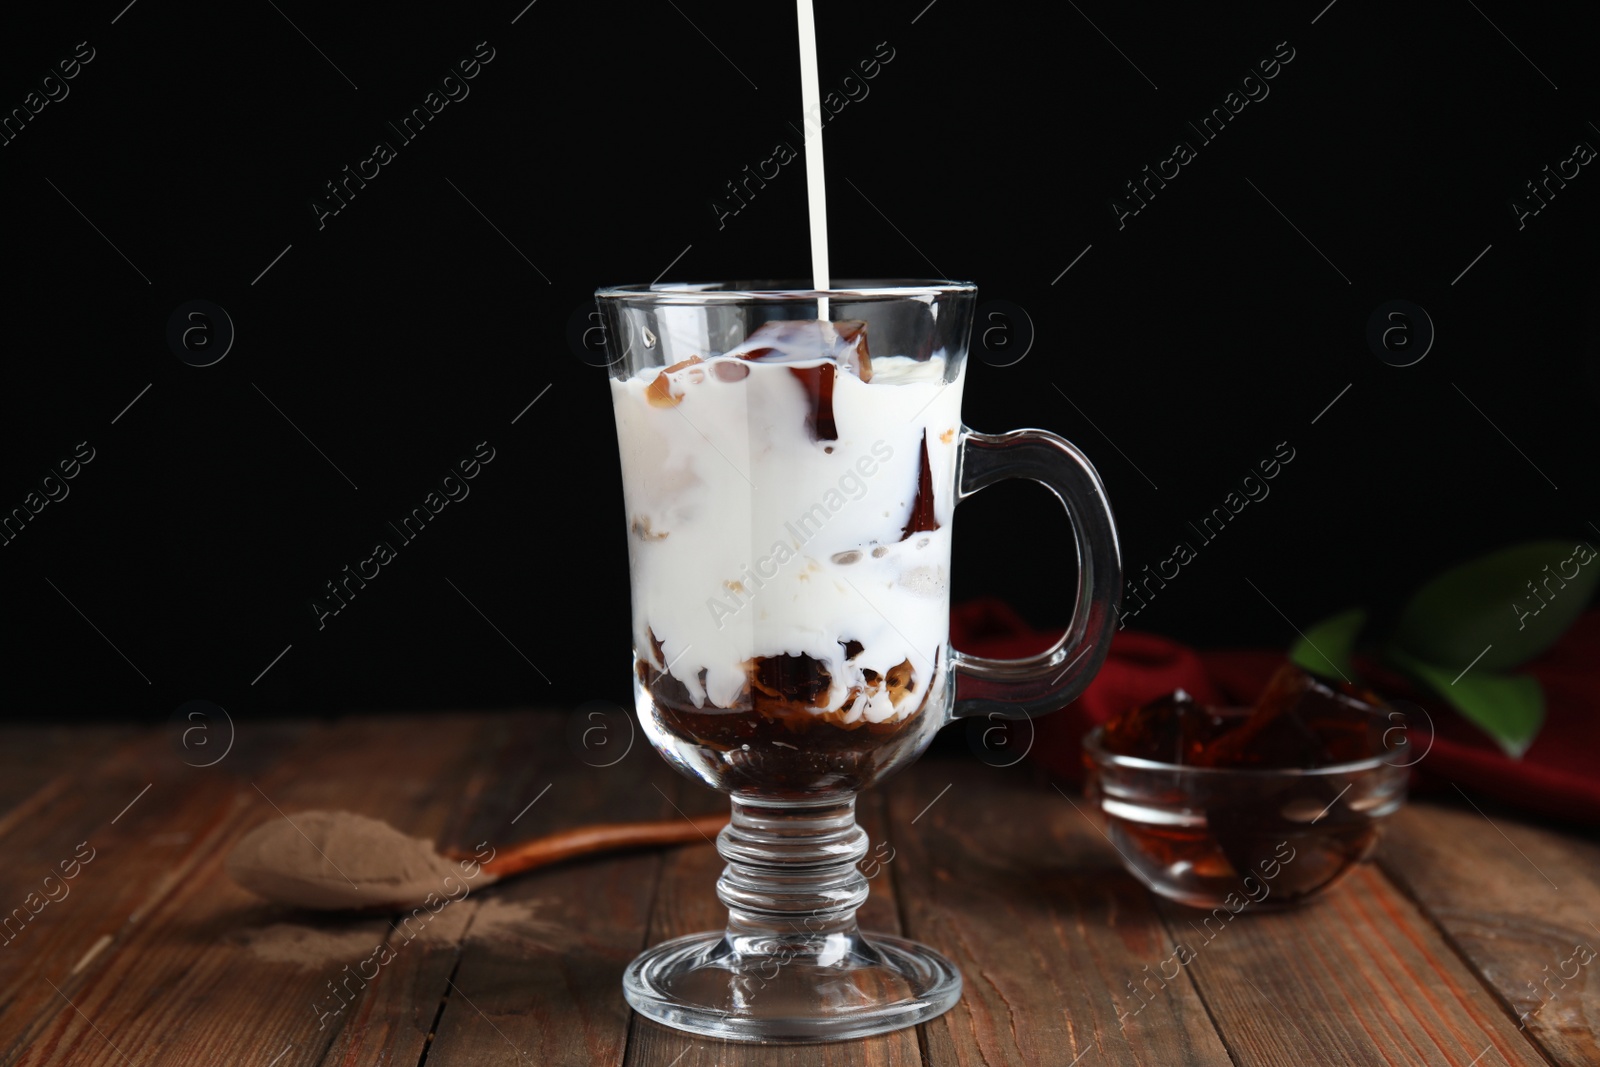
[717,794,871,958]
[623,786,962,1043]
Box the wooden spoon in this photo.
[226,808,727,911]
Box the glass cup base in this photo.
[622,929,962,1044]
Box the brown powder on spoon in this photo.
[226,810,479,911]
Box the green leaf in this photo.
[1289,608,1365,681]
[1392,540,1599,672]
[1388,646,1545,758]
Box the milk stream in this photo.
[796,0,830,316]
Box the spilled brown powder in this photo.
[465,897,575,951]
[233,923,384,968]
[238,899,562,970]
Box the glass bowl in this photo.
[1082,725,1408,909]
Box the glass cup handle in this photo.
[949,426,1123,719]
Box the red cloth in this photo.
[949,598,1600,825]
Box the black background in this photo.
[2,1,1595,724]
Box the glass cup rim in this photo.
[1081,724,1407,777]
[594,279,977,304]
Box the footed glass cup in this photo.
[599,280,1122,1043]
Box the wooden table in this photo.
[2,713,1594,1066]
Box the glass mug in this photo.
[599,280,1121,1043]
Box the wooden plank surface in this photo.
[0,720,307,1065]
[1158,863,1548,1067]
[10,714,492,1067]
[0,725,132,826]
[1379,798,1600,1067]
[0,718,1593,1066]
[421,713,707,1067]
[887,759,1235,1067]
